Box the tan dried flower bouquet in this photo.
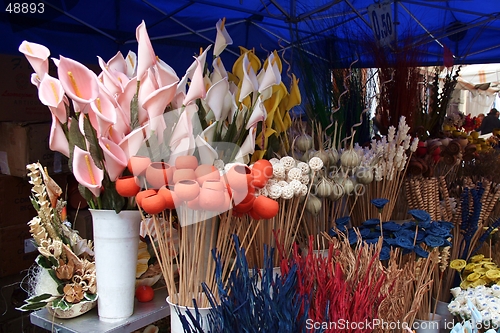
[17,162,97,314]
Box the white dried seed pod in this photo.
[342,177,355,195]
[296,133,313,152]
[300,184,309,197]
[287,167,302,181]
[327,148,339,165]
[308,156,324,171]
[313,150,330,167]
[267,179,278,187]
[296,161,310,175]
[356,166,374,185]
[268,184,282,199]
[305,195,322,215]
[278,180,289,187]
[289,179,302,195]
[257,187,269,197]
[281,185,294,200]
[315,177,332,197]
[269,158,280,165]
[329,182,344,201]
[280,156,296,171]
[300,174,310,185]
[340,149,360,169]
[272,163,286,179]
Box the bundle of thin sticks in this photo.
[143,207,218,308]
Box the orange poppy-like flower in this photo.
[63,283,84,303]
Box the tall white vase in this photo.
[90,209,141,322]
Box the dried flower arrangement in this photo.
[18,163,97,314]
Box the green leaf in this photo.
[83,115,104,170]
[130,83,139,130]
[99,178,125,213]
[51,298,71,311]
[78,184,95,206]
[35,255,52,269]
[68,115,87,173]
[56,284,65,295]
[48,256,59,268]
[26,293,53,303]
[17,301,48,312]
[84,292,98,302]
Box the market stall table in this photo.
[30,288,169,333]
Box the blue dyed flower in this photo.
[426,224,450,237]
[436,221,454,231]
[418,220,432,229]
[383,221,402,232]
[363,218,381,227]
[408,209,431,223]
[395,236,414,250]
[380,246,391,261]
[371,198,389,210]
[328,228,338,237]
[336,216,350,227]
[414,245,429,258]
[401,221,417,229]
[443,239,452,247]
[364,238,379,245]
[396,229,415,240]
[359,228,371,238]
[348,229,358,245]
[368,231,382,239]
[424,235,445,248]
[384,238,397,246]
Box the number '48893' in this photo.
[5,3,44,14]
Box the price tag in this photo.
[368,2,395,48]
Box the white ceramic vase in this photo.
[414,313,442,333]
[167,295,212,333]
[90,209,141,322]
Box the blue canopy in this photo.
[2,0,499,71]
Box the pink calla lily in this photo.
[118,123,151,160]
[155,58,179,87]
[98,137,127,181]
[73,146,104,198]
[182,58,206,106]
[107,103,130,144]
[210,57,228,83]
[184,45,211,81]
[90,92,117,137]
[143,81,178,119]
[204,78,229,121]
[98,56,124,95]
[117,77,138,125]
[214,18,233,58]
[234,125,257,164]
[125,51,137,78]
[31,73,41,88]
[58,56,99,105]
[195,135,218,165]
[49,113,70,158]
[19,41,50,80]
[148,113,168,143]
[137,69,158,124]
[239,53,259,102]
[246,96,267,130]
[136,21,156,81]
[169,104,197,164]
[38,74,68,124]
[106,51,127,75]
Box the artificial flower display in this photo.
[19,18,301,214]
[448,285,500,329]
[450,255,500,289]
[18,163,97,313]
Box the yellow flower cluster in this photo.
[450,255,500,289]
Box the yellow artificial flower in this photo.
[470,254,485,263]
[473,267,488,275]
[471,278,488,288]
[449,259,467,271]
[484,263,498,270]
[464,263,478,272]
[467,272,481,282]
[460,280,472,289]
[486,270,500,280]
